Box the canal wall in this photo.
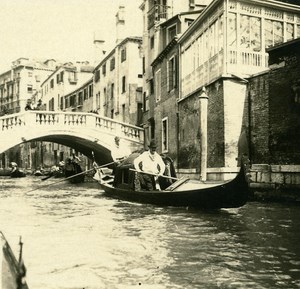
[249,164,300,202]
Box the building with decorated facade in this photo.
[140,0,300,182]
[177,0,300,180]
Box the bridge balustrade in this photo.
[0,111,144,144]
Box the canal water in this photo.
[0,176,300,289]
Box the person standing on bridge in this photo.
[25,100,33,111]
[35,99,44,110]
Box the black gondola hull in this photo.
[98,166,248,209]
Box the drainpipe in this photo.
[199,87,208,181]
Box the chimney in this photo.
[116,5,125,45]
[93,31,106,64]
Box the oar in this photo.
[129,168,179,181]
[41,174,53,181]
[26,161,115,194]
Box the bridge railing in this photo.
[0,111,144,144]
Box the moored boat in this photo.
[10,162,26,178]
[10,169,26,178]
[64,157,84,183]
[95,154,249,209]
[0,232,29,289]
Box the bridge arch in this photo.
[0,111,144,165]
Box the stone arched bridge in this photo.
[0,111,144,165]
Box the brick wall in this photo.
[178,94,200,169]
[268,53,300,164]
[248,72,270,164]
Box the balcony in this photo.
[148,4,169,29]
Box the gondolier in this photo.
[133,140,165,190]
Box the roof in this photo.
[94,36,142,71]
[151,37,179,67]
[160,10,204,28]
[267,37,300,53]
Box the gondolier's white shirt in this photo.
[111,144,130,161]
[134,151,165,175]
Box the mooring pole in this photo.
[199,87,208,181]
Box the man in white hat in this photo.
[133,139,165,190]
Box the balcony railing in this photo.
[148,4,169,29]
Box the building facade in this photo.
[150,11,203,166]
[176,0,300,179]
[39,62,94,111]
[139,0,211,147]
[93,37,143,125]
[0,58,56,170]
[63,78,94,113]
[0,58,55,116]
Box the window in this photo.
[265,19,283,49]
[96,91,100,108]
[102,63,106,76]
[286,23,294,41]
[137,103,143,125]
[122,104,126,122]
[111,83,114,98]
[122,76,126,93]
[162,117,168,152]
[149,117,155,140]
[89,84,93,98]
[27,85,33,93]
[49,97,54,111]
[240,15,261,52]
[110,57,115,71]
[60,71,64,82]
[155,70,161,102]
[69,71,77,83]
[50,79,54,89]
[65,96,68,108]
[28,72,33,77]
[228,13,237,48]
[60,96,64,110]
[95,69,100,82]
[168,56,177,91]
[78,92,83,105]
[143,91,147,112]
[142,57,145,74]
[121,48,126,62]
[70,94,77,107]
[111,109,114,119]
[103,88,107,105]
[150,36,154,49]
[168,25,177,43]
[84,88,88,100]
[149,79,154,94]
[56,74,59,83]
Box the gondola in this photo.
[10,169,26,178]
[64,159,84,184]
[95,154,249,209]
[0,232,29,289]
[10,162,26,178]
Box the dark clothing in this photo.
[138,173,156,191]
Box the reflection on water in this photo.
[0,176,300,289]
